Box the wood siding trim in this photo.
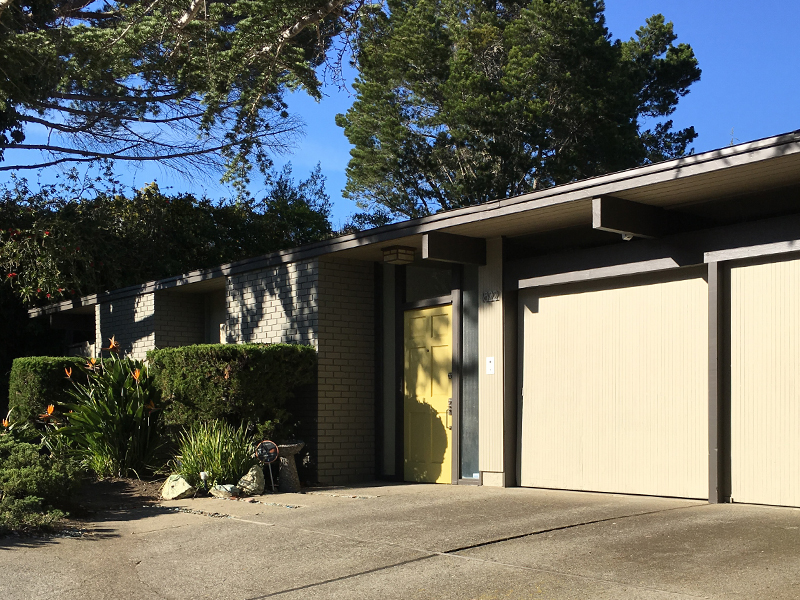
[708,262,723,503]
[704,239,800,263]
[518,258,680,289]
[507,212,800,293]
[479,238,505,475]
[502,287,518,487]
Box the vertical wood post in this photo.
[708,261,728,503]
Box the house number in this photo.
[482,290,501,303]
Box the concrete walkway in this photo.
[3,483,800,599]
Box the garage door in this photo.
[730,256,800,507]
[520,271,708,499]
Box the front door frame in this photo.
[395,264,463,484]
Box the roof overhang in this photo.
[29,130,800,318]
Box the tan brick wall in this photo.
[95,293,155,360]
[92,255,377,485]
[154,291,205,348]
[317,257,375,484]
[226,259,318,347]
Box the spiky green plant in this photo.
[173,421,257,489]
[55,349,166,478]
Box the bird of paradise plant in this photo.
[55,347,167,478]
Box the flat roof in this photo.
[29,129,800,318]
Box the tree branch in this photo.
[29,103,209,124]
[0,141,238,168]
[50,91,185,103]
[252,0,348,60]
[176,0,205,30]
[53,0,102,17]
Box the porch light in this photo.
[382,245,416,265]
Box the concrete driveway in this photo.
[3,483,800,599]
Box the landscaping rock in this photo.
[161,475,195,500]
[237,465,265,496]
[210,484,240,498]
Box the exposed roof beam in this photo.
[422,232,487,265]
[592,196,668,238]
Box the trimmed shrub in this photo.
[0,433,81,534]
[147,343,316,442]
[8,357,87,424]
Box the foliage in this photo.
[8,356,87,424]
[147,343,317,442]
[0,164,333,304]
[337,0,701,221]
[56,352,167,478]
[0,0,363,178]
[0,432,81,534]
[172,421,257,489]
[0,286,64,416]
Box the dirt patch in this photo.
[67,477,165,517]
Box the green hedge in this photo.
[147,343,316,441]
[8,356,88,424]
[0,434,82,533]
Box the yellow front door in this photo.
[404,305,452,483]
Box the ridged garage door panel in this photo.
[520,274,708,498]
[731,258,800,507]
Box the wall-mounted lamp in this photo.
[382,245,416,265]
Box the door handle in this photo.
[446,398,452,430]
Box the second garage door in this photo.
[520,270,708,499]
[730,256,800,507]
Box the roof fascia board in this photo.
[28,294,100,318]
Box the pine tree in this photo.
[337,0,701,220]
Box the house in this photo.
[31,130,800,507]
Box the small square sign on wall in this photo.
[486,356,495,375]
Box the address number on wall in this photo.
[482,290,501,303]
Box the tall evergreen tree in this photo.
[337,0,701,220]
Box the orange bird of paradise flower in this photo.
[39,404,55,419]
[132,368,141,381]
[65,367,72,378]
[85,357,97,370]
[2,419,9,428]
[104,335,121,353]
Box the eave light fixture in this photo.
[382,245,416,265]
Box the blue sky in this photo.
[3,1,799,228]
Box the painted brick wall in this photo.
[226,259,318,347]
[95,292,156,360]
[316,257,376,484]
[154,291,205,348]
[92,255,376,485]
